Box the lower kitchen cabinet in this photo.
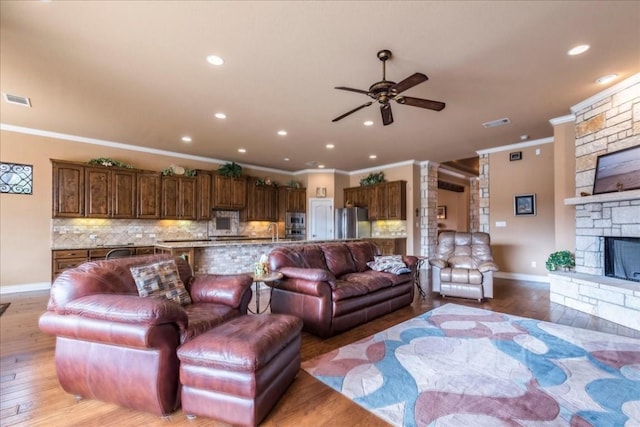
[51,246,155,281]
[366,238,407,255]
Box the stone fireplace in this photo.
[549,74,640,331]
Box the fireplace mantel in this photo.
[564,189,640,206]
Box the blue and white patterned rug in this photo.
[302,304,640,426]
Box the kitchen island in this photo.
[154,239,345,275]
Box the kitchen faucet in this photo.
[268,222,279,242]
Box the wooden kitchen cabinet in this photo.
[344,186,369,208]
[343,180,406,220]
[85,166,137,218]
[196,171,212,220]
[52,161,85,217]
[279,187,306,213]
[137,172,161,219]
[212,174,247,209]
[161,175,197,219]
[243,177,278,221]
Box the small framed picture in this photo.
[436,205,447,219]
[514,194,536,216]
[316,187,327,198]
[510,151,522,161]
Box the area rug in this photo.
[302,304,640,426]
[0,302,9,316]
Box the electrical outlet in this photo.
[531,261,537,268]
[89,234,97,240]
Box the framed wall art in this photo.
[510,151,522,161]
[437,205,447,219]
[514,194,536,216]
[0,162,33,195]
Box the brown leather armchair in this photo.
[429,231,499,301]
[39,254,253,416]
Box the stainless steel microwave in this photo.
[285,212,305,228]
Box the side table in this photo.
[249,272,283,314]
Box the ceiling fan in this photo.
[332,49,445,126]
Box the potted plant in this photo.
[218,162,242,178]
[359,171,385,186]
[545,250,575,272]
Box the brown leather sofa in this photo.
[268,241,418,337]
[38,254,253,416]
[429,231,499,301]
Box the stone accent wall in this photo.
[572,79,640,274]
[478,154,490,233]
[574,81,640,197]
[420,161,439,258]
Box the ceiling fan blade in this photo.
[335,86,370,95]
[389,73,428,95]
[332,101,373,122]
[381,103,393,126]
[397,96,445,111]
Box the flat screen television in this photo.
[592,145,640,195]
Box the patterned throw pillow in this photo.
[366,255,411,275]
[130,259,192,305]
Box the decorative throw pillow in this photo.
[130,259,192,305]
[366,255,411,275]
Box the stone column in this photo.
[469,177,480,233]
[478,154,490,233]
[420,161,439,258]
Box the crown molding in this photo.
[549,115,576,126]
[476,136,554,155]
[348,160,419,176]
[570,72,640,113]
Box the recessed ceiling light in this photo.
[214,112,226,119]
[318,164,325,169]
[283,157,290,161]
[369,154,377,159]
[520,135,529,141]
[568,44,590,56]
[326,144,335,149]
[238,148,246,153]
[181,136,192,143]
[363,120,374,126]
[206,55,224,66]
[596,74,618,85]
[278,130,287,136]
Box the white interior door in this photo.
[308,198,333,240]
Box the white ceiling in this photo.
[1,1,639,173]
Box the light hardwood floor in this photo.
[1,278,638,427]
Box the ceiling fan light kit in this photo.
[332,49,445,126]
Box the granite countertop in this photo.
[153,238,360,249]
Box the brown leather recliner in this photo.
[429,231,499,301]
[38,254,253,416]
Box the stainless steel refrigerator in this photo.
[335,207,371,239]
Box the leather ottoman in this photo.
[177,314,303,426]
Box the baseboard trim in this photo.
[0,282,51,295]
[495,272,550,283]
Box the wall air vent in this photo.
[3,93,31,108]
[305,161,319,167]
[482,117,510,128]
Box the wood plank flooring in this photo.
[1,278,638,426]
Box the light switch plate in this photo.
[495,221,507,227]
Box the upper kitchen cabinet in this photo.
[137,172,161,219]
[212,174,247,210]
[342,180,406,220]
[85,166,137,218]
[385,181,406,220]
[196,171,212,220]
[343,186,369,208]
[161,175,197,220]
[242,177,278,221]
[52,161,85,217]
[279,187,306,213]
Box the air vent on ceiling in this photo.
[305,161,319,167]
[482,117,510,128]
[3,93,31,108]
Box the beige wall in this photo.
[488,143,556,276]
[436,189,468,231]
[0,130,296,288]
[553,121,577,252]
